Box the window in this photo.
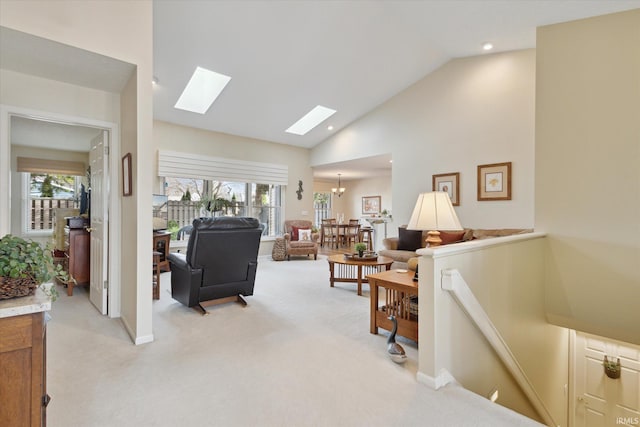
[23,173,81,233]
[163,177,283,237]
[314,192,331,227]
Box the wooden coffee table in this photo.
[327,254,393,296]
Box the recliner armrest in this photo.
[168,252,203,307]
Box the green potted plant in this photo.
[0,234,66,301]
[355,242,367,258]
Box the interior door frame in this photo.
[0,104,122,317]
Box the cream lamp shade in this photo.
[407,191,462,247]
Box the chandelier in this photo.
[332,173,345,197]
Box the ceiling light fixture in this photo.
[482,42,494,51]
[152,76,159,85]
[327,125,334,131]
[174,66,231,114]
[286,105,336,135]
[331,173,345,197]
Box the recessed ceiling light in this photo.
[286,105,337,135]
[482,42,494,51]
[174,66,231,114]
[327,125,334,131]
[152,76,159,85]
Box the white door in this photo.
[89,131,108,314]
[574,332,640,427]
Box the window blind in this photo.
[157,150,288,185]
[17,157,86,176]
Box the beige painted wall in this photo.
[536,10,640,345]
[1,0,154,343]
[311,49,536,230]
[314,176,392,222]
[418,236,568,425]
[153,120,314,256]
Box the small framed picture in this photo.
[122,153,132,197]
[432,172,460,206]
[477,162,511,201]
[362,196,381,214]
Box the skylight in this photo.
[174,67,231,114]
[286,105,337,135]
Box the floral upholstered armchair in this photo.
[283,220,319,260]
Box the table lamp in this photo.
[407,191,462,247]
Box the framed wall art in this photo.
[432,172,460,206]
[362,196,381,214]
[122,153,132,197]
[477,162,511,201]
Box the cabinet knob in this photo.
[42,394,51,407]
[85,227,93,233]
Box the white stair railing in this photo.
[441,268,556,427]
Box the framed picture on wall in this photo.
[477,162,511,201]
[432,172,460,206]
[362,196,381,214]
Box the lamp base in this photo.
[426,230,442,247]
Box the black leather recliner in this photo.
[168,217,262,314]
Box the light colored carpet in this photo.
[47,255,542,427]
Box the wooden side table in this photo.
[327,254,393,296]
[367,269,418,342]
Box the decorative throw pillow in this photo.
[298,229,312,241]
[397,227,423,251]
[291,226,309,241]
[439,230,466,245]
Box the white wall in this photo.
[0,70,121,123]
[536,10,640,345]
[1,0,154,344]
[311,49,536,230]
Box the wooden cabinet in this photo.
[153,231,171,272]
[65,225,90,296]
[0,310,48,427]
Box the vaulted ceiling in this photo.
[2,1,639,180]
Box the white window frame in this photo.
[21,172,80,236]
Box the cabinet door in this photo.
[0,312,45,427]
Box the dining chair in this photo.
[321,218,338,248]
[346,219,361,247]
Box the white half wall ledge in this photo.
[416,232,547,258]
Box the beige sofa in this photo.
[379,227,533,270]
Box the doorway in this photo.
[572,331,640,426]
[1,106,121,317]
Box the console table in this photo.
[367,269,418,342]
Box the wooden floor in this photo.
[318,242,359,256]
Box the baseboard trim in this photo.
[417,369,457,390]
[120,316,154,345]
